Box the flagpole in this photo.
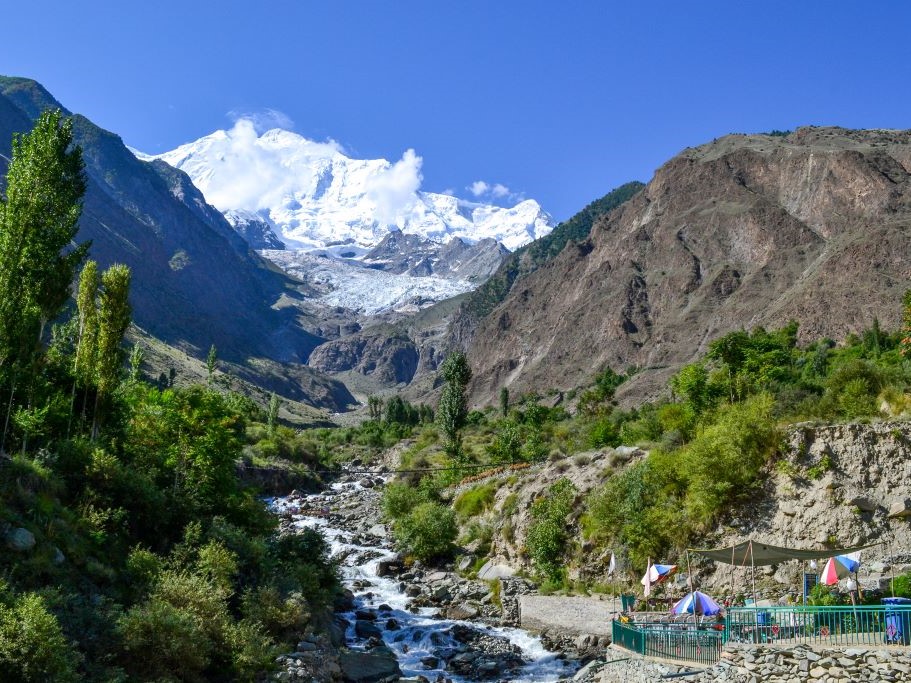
[686,550,696,627]
[644,557,652,612]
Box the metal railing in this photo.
[726,605,911,647]
[613,605,911,665]
[613,619,723,666]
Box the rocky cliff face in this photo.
[472,420,911,595]
[462,127,911,406]
[361,232,508,284]
[308,334,420,385]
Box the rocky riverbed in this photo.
[269,471,581,682]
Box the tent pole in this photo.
[730,545,736,606]
[750,540,757,606]
[803,561,807,607]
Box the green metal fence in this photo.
[726,605,911,647]
[612,619,723,666]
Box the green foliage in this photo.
[526,478,577,582]
[74,261,99,388]
[0,589,80,682]
[395,502,457,561]
[454,482,497,519]
[0,109,87,381]
[487,421,523,463]
[585,396,779,566]
[808,583,841,606]
[902,289,911,358]
[587,415,620,448]
[436,351,472,456]
[499,387,509,417]
[892,572,911,599]
[806,453,834,480]
[206,344,217,384]
[267,392,280,432]
[381,482,429,520]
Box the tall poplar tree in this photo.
[92,264,132,438]
[70,260,99,431]
[436,351,472,461]
[0,109,87,451]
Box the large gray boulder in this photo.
[477,560,515,580]
[6,527,35,552]
[339,647,402,683]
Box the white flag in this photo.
[642,559,652,597]
[608,552,617,577]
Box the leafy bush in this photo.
[526,479,577,581]
[587,416,620,448]
[454,483,497,519]
[395,502,457,561]
[0,590,80,682]
[381,482,428,519]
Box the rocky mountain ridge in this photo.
[461,127,911,407]
[0,76,354,410]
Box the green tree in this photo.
[670,362,711,416]
[395,502,457,562]
[527,478,577,582]
[129,343,144,383]
[93,264,132,438]
[499,386,509,417]
[367,395,383,421]
[0,110,87,452]
[69,260,99,434]
[206,344,217,385]
[267,392,281,433]
[436,351,472,459]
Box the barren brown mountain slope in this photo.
[465,127,911,405]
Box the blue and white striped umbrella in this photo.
[671,591,722,616]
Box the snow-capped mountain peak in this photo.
[146,120,553,254]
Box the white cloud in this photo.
[192,118,344,213]
[366,149,423,228]
[468,180,490,197]
[468,179,522,203]
[226,108,295,134]
[491,183,511,198]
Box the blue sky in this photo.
[2,1,910,221]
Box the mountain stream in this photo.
[270,478,577,682]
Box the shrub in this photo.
[395,502,457,562]
[0,590,80,682]
[454,483,497,519]
[587,416,620,448]
[241,587,310,642]
[118,596,211,680]
[196,540,239,594]
[381,482,427,520]
[526,479,577,581]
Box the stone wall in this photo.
[596,644,911,682]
